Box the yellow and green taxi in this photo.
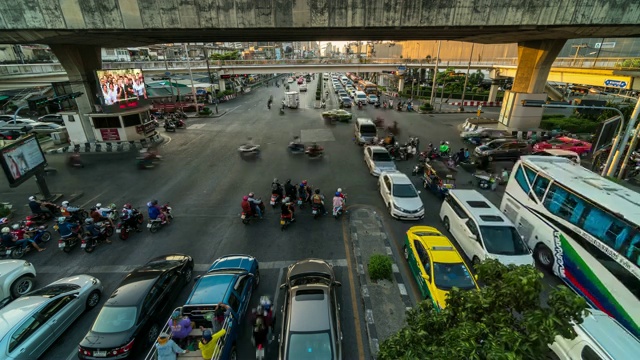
[404,226,479,309]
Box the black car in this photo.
[339,97,353,108]
[78,254,194,359]
[474,139,531,164]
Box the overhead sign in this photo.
[595,42,616,49]
[604,79,628,88]
[397,66,406,71]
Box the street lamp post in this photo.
[459,43,475,111]
[429,41,442,107]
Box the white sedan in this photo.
[0,259,36,300]
[364,146,397,176]
[28,122,66,135]
[378,171,424,220]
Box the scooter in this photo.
[170,118,186,129]
[269,193,281,208]
[311,204,322,219]
[305,146,324,159]
[164,120,176,132]
[333,205,344,219]
[242,202,265,224]
[147,205,173,233]
[3,225,52,258]
[116,210,144,240]
[82,224,113,253]
[280,214,293,231]
[68,152,84,168]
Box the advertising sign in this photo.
[99,128,121,141]
[604,79,628,88]
[96,68,150,113]
[0,135,47,187]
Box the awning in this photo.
[0,95,9,101]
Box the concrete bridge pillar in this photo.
[49,45,102,142]
[488,80,501,103]
[218,78,226,92]
[398,77,405,93]
[498,39,566,129]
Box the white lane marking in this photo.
[273,266,284,310]
[226,105,241,114]
[38,259,348,274]
[67,347,78,360]
[398,283,408,296]
[187,123,206,130]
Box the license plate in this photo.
[81,243,87,248]
[312,210,318,215]
[116,229,121,233]
[5,249,10,255]
[297,200,302,205]
[280,220,285,225]
[241,214,246,219]
[147,223,152,228]
[58,243,64,249]
[93,351,107,357]
[270,201,275,205]
[53,225,59,231]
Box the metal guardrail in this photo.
[144,307,233,360]
[0,57,638,76]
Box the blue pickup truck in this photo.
[182,254,260,359]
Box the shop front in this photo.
[88,107,157,143]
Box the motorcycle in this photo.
[373,117,385,128]
[242,201,265,225]
[238,143,261,156]
[170,118,186,129]
[68,152,84,168]
[174,110,188,120]
[147,205,173,233]
[269,193,281,208]
[164,120,176,132]
[137,151,162,169]
[3,225,52,258]
[305,146,324,159]
[333,205,344,219]
[374,101,381,108]
[311,204,321,219]
[288,137,305,154]
[26,212,52,225]
[82,224,113,253]
[280,214,293,231]
[116,209,144,240]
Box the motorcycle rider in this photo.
[311,189,327,215]
[148,200,169,225]
[241,196,254,217]
[28,196,53,219]
[307,142,322,157]
[284,179,297,200]
[95,203,116,227]
[298,181,311,204]
[252,317,269,353]
[60,200,84,222]
[2,226,45,252]
[280,197,295,222]
[439,141,450,156]
[56,216,83,240]
[333,192,345,216]
[121,203,142,232]
[247,193,263,219]
[85,218,111,244]
[271,178,284,198]
[289,137,304,152]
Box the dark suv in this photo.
[474,139,531,163]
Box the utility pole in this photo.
[609,97,640,178]
[571,43,589,66]
[184,44,198,111]
[459,43,475,111]
[163,45,174,98]
[429,41,441,107]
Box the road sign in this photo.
[165,71,171,76]
[595,42,616,49]
[397,66,406,71]
[604,79,628,88]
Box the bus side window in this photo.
[514,166,531,193]
[624,233,640,265]
[533,176,550,201]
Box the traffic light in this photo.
[51,92,83,104]
[27,96,49,111]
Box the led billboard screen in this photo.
[96,68,150,113]
[0,135,47,187]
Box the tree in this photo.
[469,69,485,86]
[378,260,589,360]
[210,51,241,61]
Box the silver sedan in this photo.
[0,274,103,360]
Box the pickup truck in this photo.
[144,254,260,360]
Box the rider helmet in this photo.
[124,203,132,210]
[283,197,290,203]
[440,141,445,145]
[315,189,320,194]
[248,192,255,198]
[109,203,116,210]
[85,218,94,225]
[1,227,9,234]
[58,217,66,224]
[273,178,278,183]
[337,188,342,193]
[335,192,341,197]
[28,196,36,201]
[61,201,70,207]
[285,179,291,184]
[445,141,450,145]
[256,305,263,314]
[11,224,20,230]
[95,203,102,209]
[152,200,158,205]
[242,196,249,201]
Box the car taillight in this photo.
[79,347,91,356]
[112,339,135,356]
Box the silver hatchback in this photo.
[0,274,103,360]
[279,259,342,360]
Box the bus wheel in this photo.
[534,244,554,271]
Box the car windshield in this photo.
[479,226,529,255]
[360,125,377,135]
[392,184,417,198]
[433,262,476,290]
[287,331,333,360]
[372,151,392,161]
[91,306,137,333]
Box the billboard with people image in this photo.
[0,135,47,187]
[96,68,150,113]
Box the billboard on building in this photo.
[0,135,47,188]
[96,68,150,113]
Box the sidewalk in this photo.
[349,206,412,358]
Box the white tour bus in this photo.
[500,155,640,338]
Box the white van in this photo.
[354,118,377,145]
[439,189,534,266]
[549,309,640,360]
[354,91,368,105]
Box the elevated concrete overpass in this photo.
[1,0,640,46]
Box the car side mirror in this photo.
[469,234,477,241]
[422,274,430,282]
[194,275,201,282]
[279,283,287,290]
[333,281,342,287]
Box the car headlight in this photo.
[23,261,32,267]
[417,206,424,211]
[393,204,406,212]
[373,167,380,173]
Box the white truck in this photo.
[284,91,300,109]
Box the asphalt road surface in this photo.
[1,76,558,360]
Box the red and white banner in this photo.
[449,101,503,107]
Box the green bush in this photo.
[0,205,10,218]
[419,103,433,111]
[198,107,213,116]
[368,254,392,281]
[540,116,600,133]
[541,114,567,120]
